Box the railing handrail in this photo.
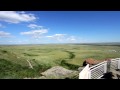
[90,62,106,71]
[110,59,119,61]
[79,58,120,79]
[90,61,107,69]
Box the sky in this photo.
[0,11,120,44]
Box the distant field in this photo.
[0,44,120,78]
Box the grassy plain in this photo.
[0,44,120,78]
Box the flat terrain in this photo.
[0,44,120,79]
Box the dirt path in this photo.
[27,60,33,69]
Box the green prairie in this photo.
[0,44,120,79]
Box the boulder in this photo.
[78,66,85,72]
[41,66,79,79]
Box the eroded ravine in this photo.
[60,50,79,70]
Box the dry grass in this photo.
[0,44,120,78]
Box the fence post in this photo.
[118,59,120,70]
[88,70,91,79]
[79,64,90,79]
[104,62,107,73]
[107,60,111,73]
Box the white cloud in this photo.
[46,34,66,38]
[28,24,43,29]
[46,34,80,43]
[18,11,25,14]
[8,40,14,43]
[0,31,12,38]
[66,36,77,42]
[20,29,48,38]
[0,11,36,23]
[18,40,23,43]
[46,34,66,41]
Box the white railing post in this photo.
[118,59,120,69]
[104,62,107,73]
[79,64,90,79]
[88,70,91,79]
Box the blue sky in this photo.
[0,11,120,44]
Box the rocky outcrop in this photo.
[40,66,79,79]
[78,66,85,72]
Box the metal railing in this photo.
[110,58,120,70]
[90,61,107,79]
[79,58,120,79]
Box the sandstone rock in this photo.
[78,66,85,72]
[41,66,78,79]
[38,76,47,79]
